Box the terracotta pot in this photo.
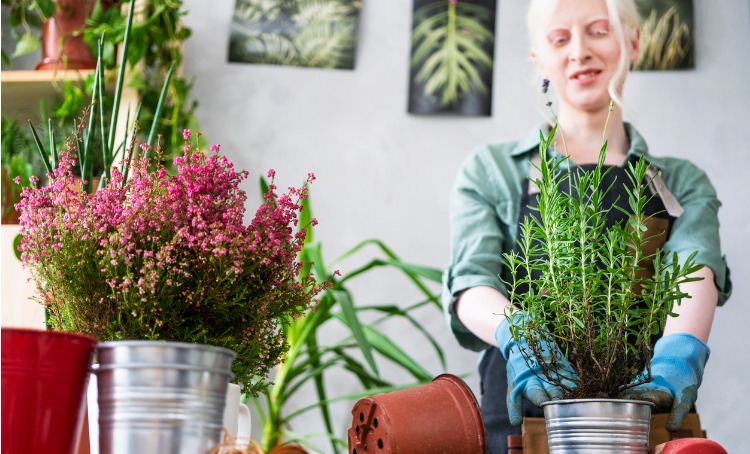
[37,0,98,70]
[1,328,97,454]
[347,374,486,454]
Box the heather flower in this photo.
[16,131,327,396]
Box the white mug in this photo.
[222,383,252,439]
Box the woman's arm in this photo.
[455,286,514,347]
[663,266,718,343]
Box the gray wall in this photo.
[182,1,750,452]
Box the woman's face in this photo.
[531,0,638,114]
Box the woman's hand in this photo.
[496,313,577,426]
[620,333,710,432]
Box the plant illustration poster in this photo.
[409,0,496,116]
[633,0,694,70]
[228,0,362,70]
[408,0,497,116]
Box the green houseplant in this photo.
[248,189,447,454]
[1,0,56,67]
[502,102,702,451]
[3,0,197,162]
[253,238,447,452]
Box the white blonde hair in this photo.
[527,0,641,107]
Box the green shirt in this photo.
[442,123,733,352]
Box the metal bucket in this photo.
[542,399,654,453]
[96,341,236,454]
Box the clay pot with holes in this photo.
[347,374,486,454]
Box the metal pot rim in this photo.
[541,398,655,407]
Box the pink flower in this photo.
[182,129,191,140]
[16,131,328,396]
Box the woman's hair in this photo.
[527,0,641,107]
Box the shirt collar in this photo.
[510,121,652,163]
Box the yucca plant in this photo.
[250,187,446,454]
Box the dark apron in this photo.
[479,161,675,453]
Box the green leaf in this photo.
[334,289,380,377]
[37,0,57,19]
[355,321,432,382]
[11,33,41,58]
[28,121,52,175]
[13,233,23,261]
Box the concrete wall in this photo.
[182,1,750,451]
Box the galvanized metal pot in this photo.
[96,341,236,454]
[541,398,654,453]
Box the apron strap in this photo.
[645,165,684,218]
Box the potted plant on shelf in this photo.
[502,108,701,452]
[1,0,111,70]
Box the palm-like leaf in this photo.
[410,1,494,107]
[250,195,445,453]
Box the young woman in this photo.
[441,0,732,451]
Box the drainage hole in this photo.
[359,412,364,422]
[373,418,378,428]
[356,426,360,435]
[377,439,384,449]
[353,450,357,454]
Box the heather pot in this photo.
[95,340,236,454]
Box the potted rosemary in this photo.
[502,113,702,452]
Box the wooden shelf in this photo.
[1,69,139,145]
[1,69,97,122]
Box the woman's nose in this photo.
[569,34,592,62]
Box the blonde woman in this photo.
[442,0,731,451]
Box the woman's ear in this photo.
[530,47,542,72]
[629,28,641,63]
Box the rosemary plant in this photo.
[503,120,702,399]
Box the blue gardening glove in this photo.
[621,333,710,432]
[495,312,577,426]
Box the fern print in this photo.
[229,0,361,69]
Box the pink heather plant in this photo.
[16,131,327,395]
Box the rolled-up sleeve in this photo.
[661,159,732,305]
[442,144,525,351]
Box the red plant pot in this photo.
[1,327,97,454]
[347,374,486,454]
[652,439,728,454]
[36,0,98,70]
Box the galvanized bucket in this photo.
[542,399,654,453]
[96,341,236,454]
